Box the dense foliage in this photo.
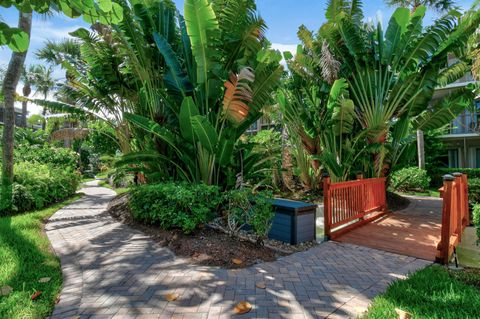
[14,144,79,170]
[221,188,274,240]
[129,182,221,233]
[12,162,80,213]
[390,167,431,192]
[473,204,480,244]
[280,1,479,182]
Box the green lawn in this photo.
[98,180,129,195]
[0,195,83,319]
[397,187,441,198]
[364,265,480,319]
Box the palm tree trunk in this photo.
[1,11,32,212]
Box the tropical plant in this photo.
[33,0,283,189]
[280,0,480,183]
[0,0,124,213]
[20,64,38,127]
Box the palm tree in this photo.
[33,65,55,130]
[1,11,32,212]
[36,39,82,81]
[19,65,38,128]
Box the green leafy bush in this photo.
[390,167,431,192]
[129,183,221,233]
[467,178,480,204]
[15,144,79,170]
[473,204,480,245]
[13,162,80,211]
[222,188,274,241]
[431,168,480,187]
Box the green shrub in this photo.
[431,168,480,187]
[222,188,274,241]
[129,182,221,233]
[15,144,79,169]
[390,167,431,192]
[473,204,480,245]
[12,183,35,213]
[13,162,80,211]
[467,178,480,204]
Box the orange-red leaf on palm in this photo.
[223,67,255,125]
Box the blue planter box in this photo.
[268,199,317,245]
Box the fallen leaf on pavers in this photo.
[395,308,412,319]
[165,293,179,301]
[255,281,266,289]
[234,301,252,315]
[55,296,61,304]
[31,291,42,301]
[38,277,51,283]
[0,286,13,296]
[232,258,243,265]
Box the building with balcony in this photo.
[437,64,480,168]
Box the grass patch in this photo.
[0,194,83,319]
[397,187,440,198]
[98,180,129,195]
[364,265,480,319]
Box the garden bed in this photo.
[107,194,317,268]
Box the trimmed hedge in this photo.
[129,182,221,233]
[431,168,480,187]
[12,162,80,212]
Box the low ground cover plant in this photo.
[390,167,431,192]
[129,182,275,240]
[129,182,221,233]
[12,162,80,213]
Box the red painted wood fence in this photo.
[437,173,469,264]
[323,175,387,239]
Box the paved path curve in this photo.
[47,181,430,319]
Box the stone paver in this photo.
[47,181,431,319]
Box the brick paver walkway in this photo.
[46,181,431,319]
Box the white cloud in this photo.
[30,20,84,45]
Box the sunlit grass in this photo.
[364,265,480,319]
[0,195,82,319]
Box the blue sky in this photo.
[0,0,475,113]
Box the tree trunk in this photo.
[21,83,31,128]
[281,127,295,191]
[417,129,425,169]
[1,11,32,212]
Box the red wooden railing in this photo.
[437,173,469,264]
[324,175,387,239]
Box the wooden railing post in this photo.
[323,173,332,239]
[462,173,469,226]
[453,172,463,242]
[439,174,454,265]
[356,172,365,214]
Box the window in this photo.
[448,149,459,168]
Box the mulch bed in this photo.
[107,194,285,268]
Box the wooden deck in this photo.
[335,196,442,261]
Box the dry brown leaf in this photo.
[234,301,252,315]
[165,293,179,302]
[395,308,412,319]
[0,285,13,296]
[31,290,42,301]
[38,277,51,283]
[255,281,266,289]
[232,258,243,265]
